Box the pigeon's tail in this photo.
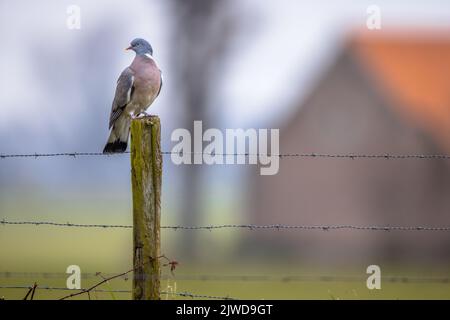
[103,114,131,154]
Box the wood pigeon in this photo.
[103,38,162,153]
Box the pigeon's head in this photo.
[126,38,153,56]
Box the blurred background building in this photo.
[248,31,450,263]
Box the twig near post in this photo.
[59,267,135,300]
[23,282,37,300]
[30,283,37,300]
[130,115,162,300]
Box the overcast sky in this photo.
[1,1,450,133]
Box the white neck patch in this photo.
[144,53,159,68]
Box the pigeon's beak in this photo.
[125,45,132,51]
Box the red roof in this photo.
[351,30,450,150]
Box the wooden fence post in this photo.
[130,115,162,300]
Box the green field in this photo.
[2,264,450,300]
[1,195,450,300]
[1,223,449,300]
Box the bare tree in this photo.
[167,0,236,259]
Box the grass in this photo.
[2,261,450,300]
[1,195,450,300]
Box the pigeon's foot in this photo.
[133,112,151,119]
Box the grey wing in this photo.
[108,67,135,129]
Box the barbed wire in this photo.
[162,291,235,300]
[1,272,449,284]
[0,285,131,293]
[0,152,121,159]
[159,275,450,284]
[0,220,132,229]
[2,219,450,232]
[163,224,450,231]
[0,285,234,300]
[1,151,450,160]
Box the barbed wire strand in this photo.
[2,220,450,232]
[0,285,130,293]
[163,291,235,300]
[0,285,234,300]
[0,220,132,229]
[0,273,449,284]
[1,151,450,160]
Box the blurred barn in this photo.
[247,31,450,264]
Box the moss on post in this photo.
[130,116,162,300]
